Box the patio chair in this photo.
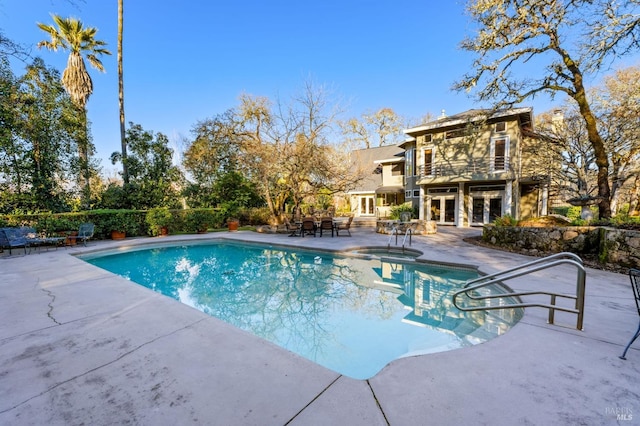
[284,217,302,237]
[319,217,334,237]
[0,227,31,255]
[301,217,316,237]
[335,216,353,237]
[66,223,95,247]
[620,268,640,360]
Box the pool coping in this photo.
[0,227,638,425]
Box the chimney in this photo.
[439,109,447,119]
[551,109,564,133]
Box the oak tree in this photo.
[456,0,640,218]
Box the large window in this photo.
[491,136,509,172]
[379,192,405,206]
[423,148,433,176]
[405,149,416,177]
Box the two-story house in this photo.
[403,107,550,227]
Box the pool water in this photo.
[83,241,521,379]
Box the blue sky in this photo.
[0,0,597,174]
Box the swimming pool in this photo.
[82,240,521,379]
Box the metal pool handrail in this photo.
[386,223,415,251]
[452,252,586,330]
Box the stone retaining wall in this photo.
[483,225,640,268]
[376,220,437,235]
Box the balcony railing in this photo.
[419,158,509,178]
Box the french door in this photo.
[471,195,503,225]
[429,196,457,225]
[359,196,375,216]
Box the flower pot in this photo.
[65,231,78,246]
[228,220,239,232]
[111,230,126,240]
[160,226,169,236]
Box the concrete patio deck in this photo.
[0,227,638,425]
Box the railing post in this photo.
[575,268,586,331]
[548,294,556,325]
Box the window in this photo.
[413,189,420,198]
[491,137,509,171]
[424,134,432,143]
[392,162,404,176]
[445,129,464,139]
[405,149,415,177]
[495,122,506,132]
[411,149,417,175]
[381,192,405,206]
[405,190,412,199]
[423,148,433,176]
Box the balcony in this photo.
[418,158,510,182]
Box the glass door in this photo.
[359,196,375,216]
[470,195,503,225]
[429,196,457,225]
[489,198,502,223]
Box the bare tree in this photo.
[535,107,599,204]
[591,65,640,215]
[339,107,404,149]
[588,0,640,65]
[233,84,365,222]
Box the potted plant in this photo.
[185,209,214,234]
[38,215,78,241]
[146,207,172,237]
[227,217,240,232]
[107,212,135,240]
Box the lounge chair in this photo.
[620,268,640,360]
[0,227,31,255]
[335,216,353,237]
[319,217,334,237]
[66,223,95,247]
[301,217,316,237]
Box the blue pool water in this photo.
[83,241,521,379]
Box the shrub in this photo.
[390,204,415,220]
[185,209,216,233]
[145,207,173,236]
[493,215,518,227]
[240,207,271,226]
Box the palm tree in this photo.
[118,0,129,184]
[37,15,111,207]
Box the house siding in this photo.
[404,108,550,227]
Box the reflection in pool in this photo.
[83,241,522,379]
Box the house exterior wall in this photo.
[405,108,550,227]
[381,163,404,187]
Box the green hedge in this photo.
[0,207,272,239]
